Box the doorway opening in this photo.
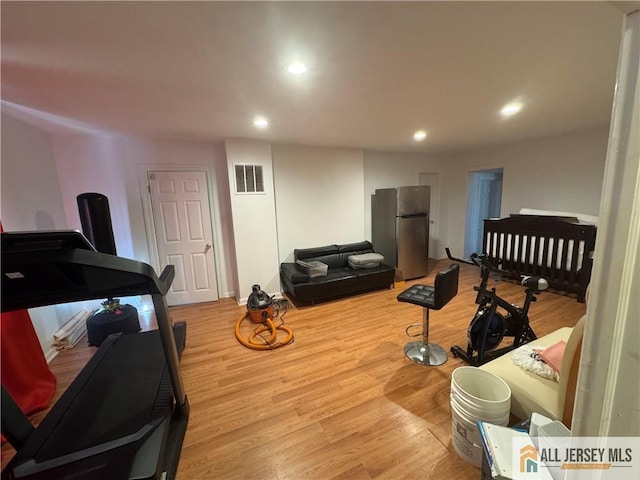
[464,168,503,258]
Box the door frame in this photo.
[464,168,503,258]
[137,164,223,300]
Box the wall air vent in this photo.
[234,164,265,194]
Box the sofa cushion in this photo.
[337,241,374,253]
[295,260,328,278]
[309,266,355,283]
[295,244,339,261]
[288,268,360,303]
[304,253,351,268]
[351,264,393,277]
[348,253,384,269]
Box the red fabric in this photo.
[1,221,57,444]
[1,309,57,416]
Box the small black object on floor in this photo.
[87,300,140,346]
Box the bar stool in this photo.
[397,264,459,366]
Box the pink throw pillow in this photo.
[535,341,567,373]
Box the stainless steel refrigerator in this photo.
[372,186,430,280]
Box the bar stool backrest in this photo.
[432,263,459,310]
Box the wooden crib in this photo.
[482,215,597,302]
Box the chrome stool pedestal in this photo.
[397,264,460,367]
[403,308,449,366]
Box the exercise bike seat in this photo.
[521,276,549,292]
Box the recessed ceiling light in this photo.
[286,62,307,75]
[253,116,269,129]
[500,102,523,117]
[413,130,427,141]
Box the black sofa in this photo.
[280,241,395,304]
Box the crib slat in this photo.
[509,233,516,272]
[522,234,534,275]
[532,234,541,274]
[568,239,580,284]
[483,230,491,257]
[540,236,549,277]
[559,238,570,283]
[496,232,505,270]
[514,234,523,273]
[550,236,560,278]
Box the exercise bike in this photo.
[445,248,548,366]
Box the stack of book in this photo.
[52,309,94,350]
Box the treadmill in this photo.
[1,230,189,480]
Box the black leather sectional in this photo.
[280,241,395,304]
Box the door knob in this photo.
[204,243,212,253]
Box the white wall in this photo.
[0,113,76,358]
[444,126,610,258]
[225,139,280,302]
[51,134,135,258]
[498,126,608,216]
[1,114,67,231]
[273,144,365,261]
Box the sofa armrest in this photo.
[558,315,586,423]
[280,263,310,284]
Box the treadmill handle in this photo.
[152,293,188,410]
[1,385,35,450]
[157,265,176,296]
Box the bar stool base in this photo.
[403,341,448,366]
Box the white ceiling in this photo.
[1,1,637,154]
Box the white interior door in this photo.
[148,170,219,306]
[419,172,441,259]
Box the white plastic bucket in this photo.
[450,367,511,467]
[450,388,510,422]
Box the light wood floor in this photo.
[1,260,586,479]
